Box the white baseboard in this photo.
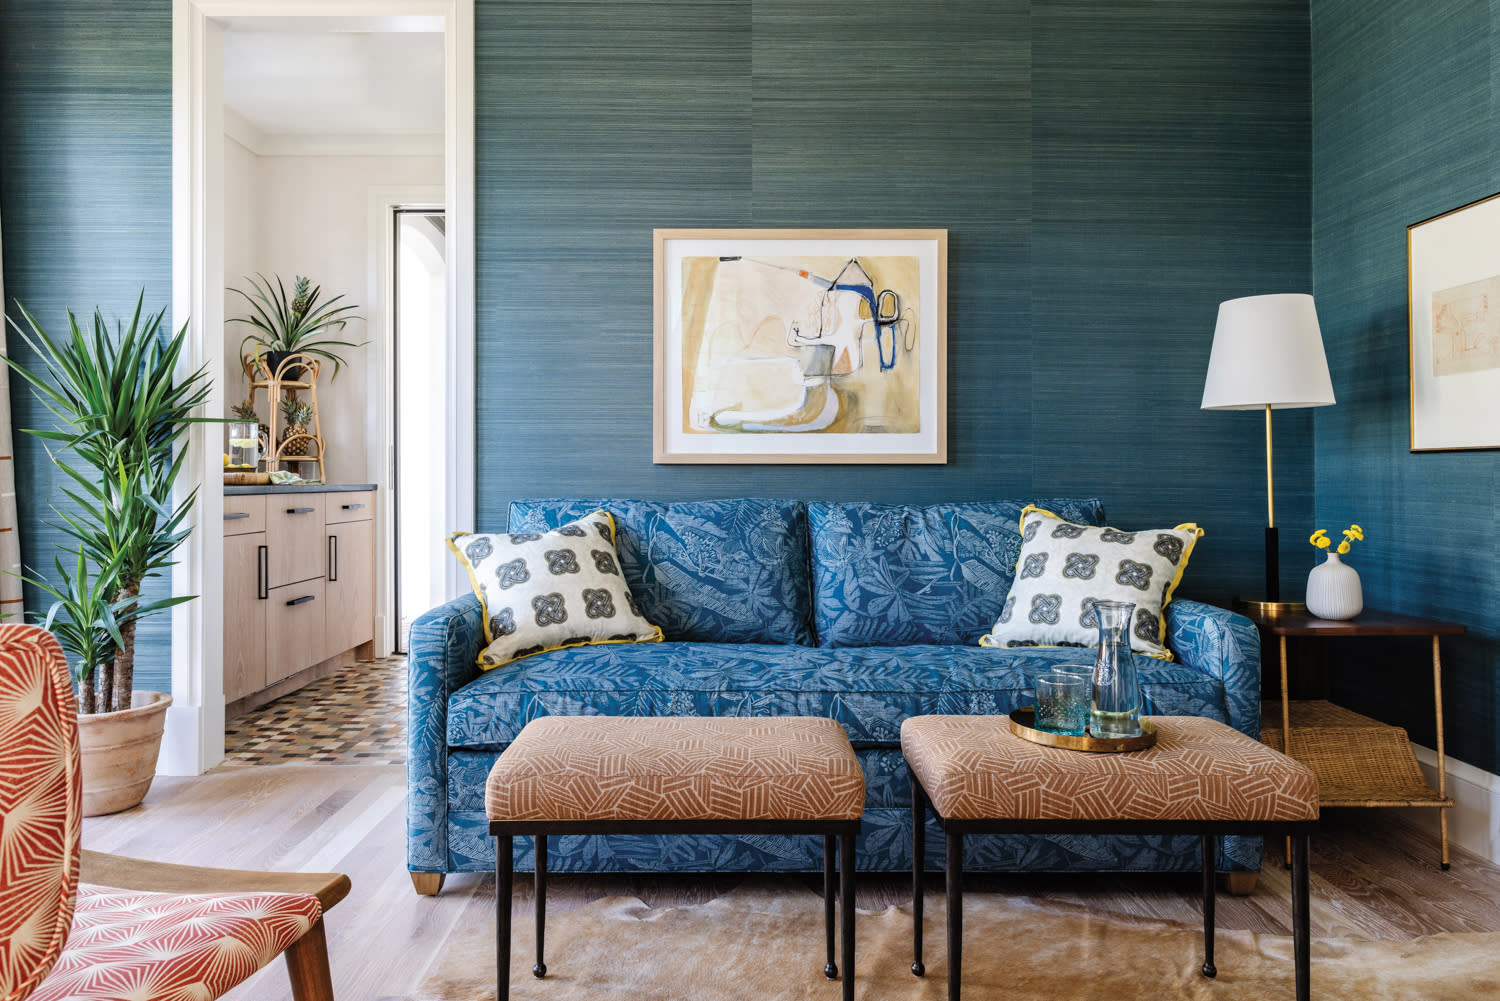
[1394,743,1500,866]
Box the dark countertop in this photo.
[224,482,377,495]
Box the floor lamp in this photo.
[1201,293,1335,614]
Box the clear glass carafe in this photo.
[1090,600,1142,738]
[227,420,261,470]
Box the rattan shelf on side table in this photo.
[1239,606,1464,869]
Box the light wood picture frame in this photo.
[653,228,947,464]
[1408,191,1500,451]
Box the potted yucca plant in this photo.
[229,273,364,382]
[4,293,212,815]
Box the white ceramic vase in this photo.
[1305,552,1363,620]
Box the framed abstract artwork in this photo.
[1408,191,1500,451]
[653,229,947,464]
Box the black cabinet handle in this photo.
[286,506,316,515]
[328,534,338,582]
[286,594,316,607]
[224,511,250,521]
[257,545,268,600]
[341,503,365,511]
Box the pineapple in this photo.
[290,276,312,318]
[279,398,315,457]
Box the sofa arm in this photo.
[1166,599,1261,740]
[406,592,485,873]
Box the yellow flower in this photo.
[1315,536,1330,549]
[1344,524,1364,542]
[1309,529,1328,546]
[1337,540,1350,555]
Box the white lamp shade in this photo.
[1201,293,1336,410]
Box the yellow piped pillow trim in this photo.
[447,509,663,671]
[978,505,1204,662]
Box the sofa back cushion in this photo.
[808,499,1107,647]
[508,498,813,645]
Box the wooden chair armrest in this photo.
[80,849,351,912]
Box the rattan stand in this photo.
[1240,606,1464,869]
[242,350,326,483]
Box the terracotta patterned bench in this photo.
[902,714,1320,1001]
[486,715,865,1001]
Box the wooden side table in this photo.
[1238,606,1464,868]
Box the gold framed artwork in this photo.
[653,229,947,464]
[1408,191,1500,451]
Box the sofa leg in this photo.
[1224,872,1258,896]
[286,919,335,1001]
[411,872,445,896]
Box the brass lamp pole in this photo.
[1201,294,1335,614]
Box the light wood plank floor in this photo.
[82,761,1500,1001]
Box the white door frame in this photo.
[366,186,447,657]
[170,0,475,774]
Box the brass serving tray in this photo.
[1009,708,1157,753]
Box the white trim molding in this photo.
[1403,744,1500,866]
[171,0,475,774]
[224,108,444,158]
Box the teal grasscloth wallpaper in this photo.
[1311,0,1500,773]
[0,0,175,692]
[5,3,1314,711]
[477,0,1314,589]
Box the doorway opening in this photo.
[171,0,475,774]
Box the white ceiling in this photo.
[222,28,444,139]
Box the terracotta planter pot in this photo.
[77,690,173,817]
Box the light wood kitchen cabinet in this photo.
[222,529,268,703]
[222,487,376,714]
[325,491,375,525]
[267,500,325,587]
[324,518,374,662]
[268,578,327,686]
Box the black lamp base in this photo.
[1234,526,1306,614]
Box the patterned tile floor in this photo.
[222,656,407,766]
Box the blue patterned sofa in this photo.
[407,497,1261,893]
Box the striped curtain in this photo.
[0,212,22,623]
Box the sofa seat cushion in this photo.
[508,499,813,646]
[445,642,1230,749]
[808,498,1106,648]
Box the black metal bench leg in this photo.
[911,774,926,977]
[496,834,512,1001]
[840,832,856,1001]
[534,835,548,978]
[1293,833,1311,1001]
[1201,833,1217,978]
[946,832,962,1001]
[824,835,838,980]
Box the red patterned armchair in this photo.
[0,624,349,1001]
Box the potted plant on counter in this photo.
[229,273,364,382]
[4,293,213,815]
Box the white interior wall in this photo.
[221,150,443,483]
[222,136,260,411]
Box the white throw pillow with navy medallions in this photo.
[447,510,662,670]
[979,505,1203,660]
